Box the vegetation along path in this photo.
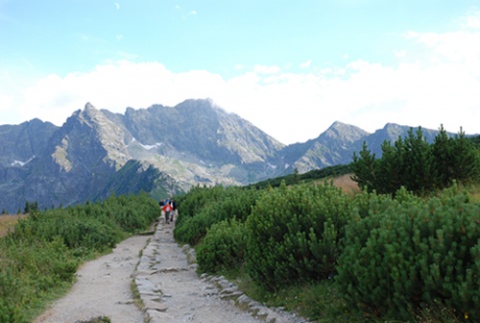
[34,217,309,323]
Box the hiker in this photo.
[170,199,176,222]
[159,199,165,222]
[163,198,172,224]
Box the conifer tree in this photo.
[451,128,480,184]
[23,201,30,214]
[351,141,378,192]
[377,139,403,194]
[432,124,454,188]
[402,127,436,194]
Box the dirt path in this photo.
[34,235,149,323]
[34,218,309,323]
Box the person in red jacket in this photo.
[162,198,173,224]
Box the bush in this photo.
[196,219,247,274]
[174,186,260,245]
[336,186,480,320]
[245,181,353,291]
[0,268,25,322]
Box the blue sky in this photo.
[1,1,480,144]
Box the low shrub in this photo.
[245,181,353,291]
[196,219,247,274]
[174,186,260,245]
[336,186,480,321]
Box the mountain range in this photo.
[0,98,463,213]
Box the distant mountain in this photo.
[0,98,464,213]
[280,121,369,173]
[364,122,441,156]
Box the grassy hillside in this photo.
[0,193,160,322]
[0,214,26,238]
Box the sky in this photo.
[1,1,480,145]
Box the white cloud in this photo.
[300,60,311,68]
[0,92,13,113]
[253,64,281,74]
[460,10,480,29]
[394,50,407,58]
[406,30,480,65]
[2,11,480,144]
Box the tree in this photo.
[432,124,454,188]
[292,168,300,185]
[24,201,30,214]
[450,128,480,184]
[351,141,378,192]
[402,127,436,194]
[351,126,479,196]
[376,139,403,194]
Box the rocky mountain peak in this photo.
[85,102,96,110]
[0,98,458,213]
[323,121,369,143]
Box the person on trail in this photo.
[159,199,166,223]
[170,199,176,222]
[162,198,173,224]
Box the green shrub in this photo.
[336,186,480,321]
[174,207,218,245]
[13,209,120,252]
[196,219,247,274]
[0,268,26,322]
[174,185,227,227]
[174,186,260,245]
[245,181,353,291]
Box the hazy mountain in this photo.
[0,98,460,213]
[280,121,369,173]
[364,122,441,156]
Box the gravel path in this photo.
[34,235,149,323]
[134,219,309,323]
[34,218,310,323]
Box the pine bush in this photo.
[174,186,260,245]
[337,186,480,320]
[196,219,247,274]
[245,181,353,291]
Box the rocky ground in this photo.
[34,218,311,323]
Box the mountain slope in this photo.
[0,98,464,213]
[105,99,285,190]
[280,121,369,173]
